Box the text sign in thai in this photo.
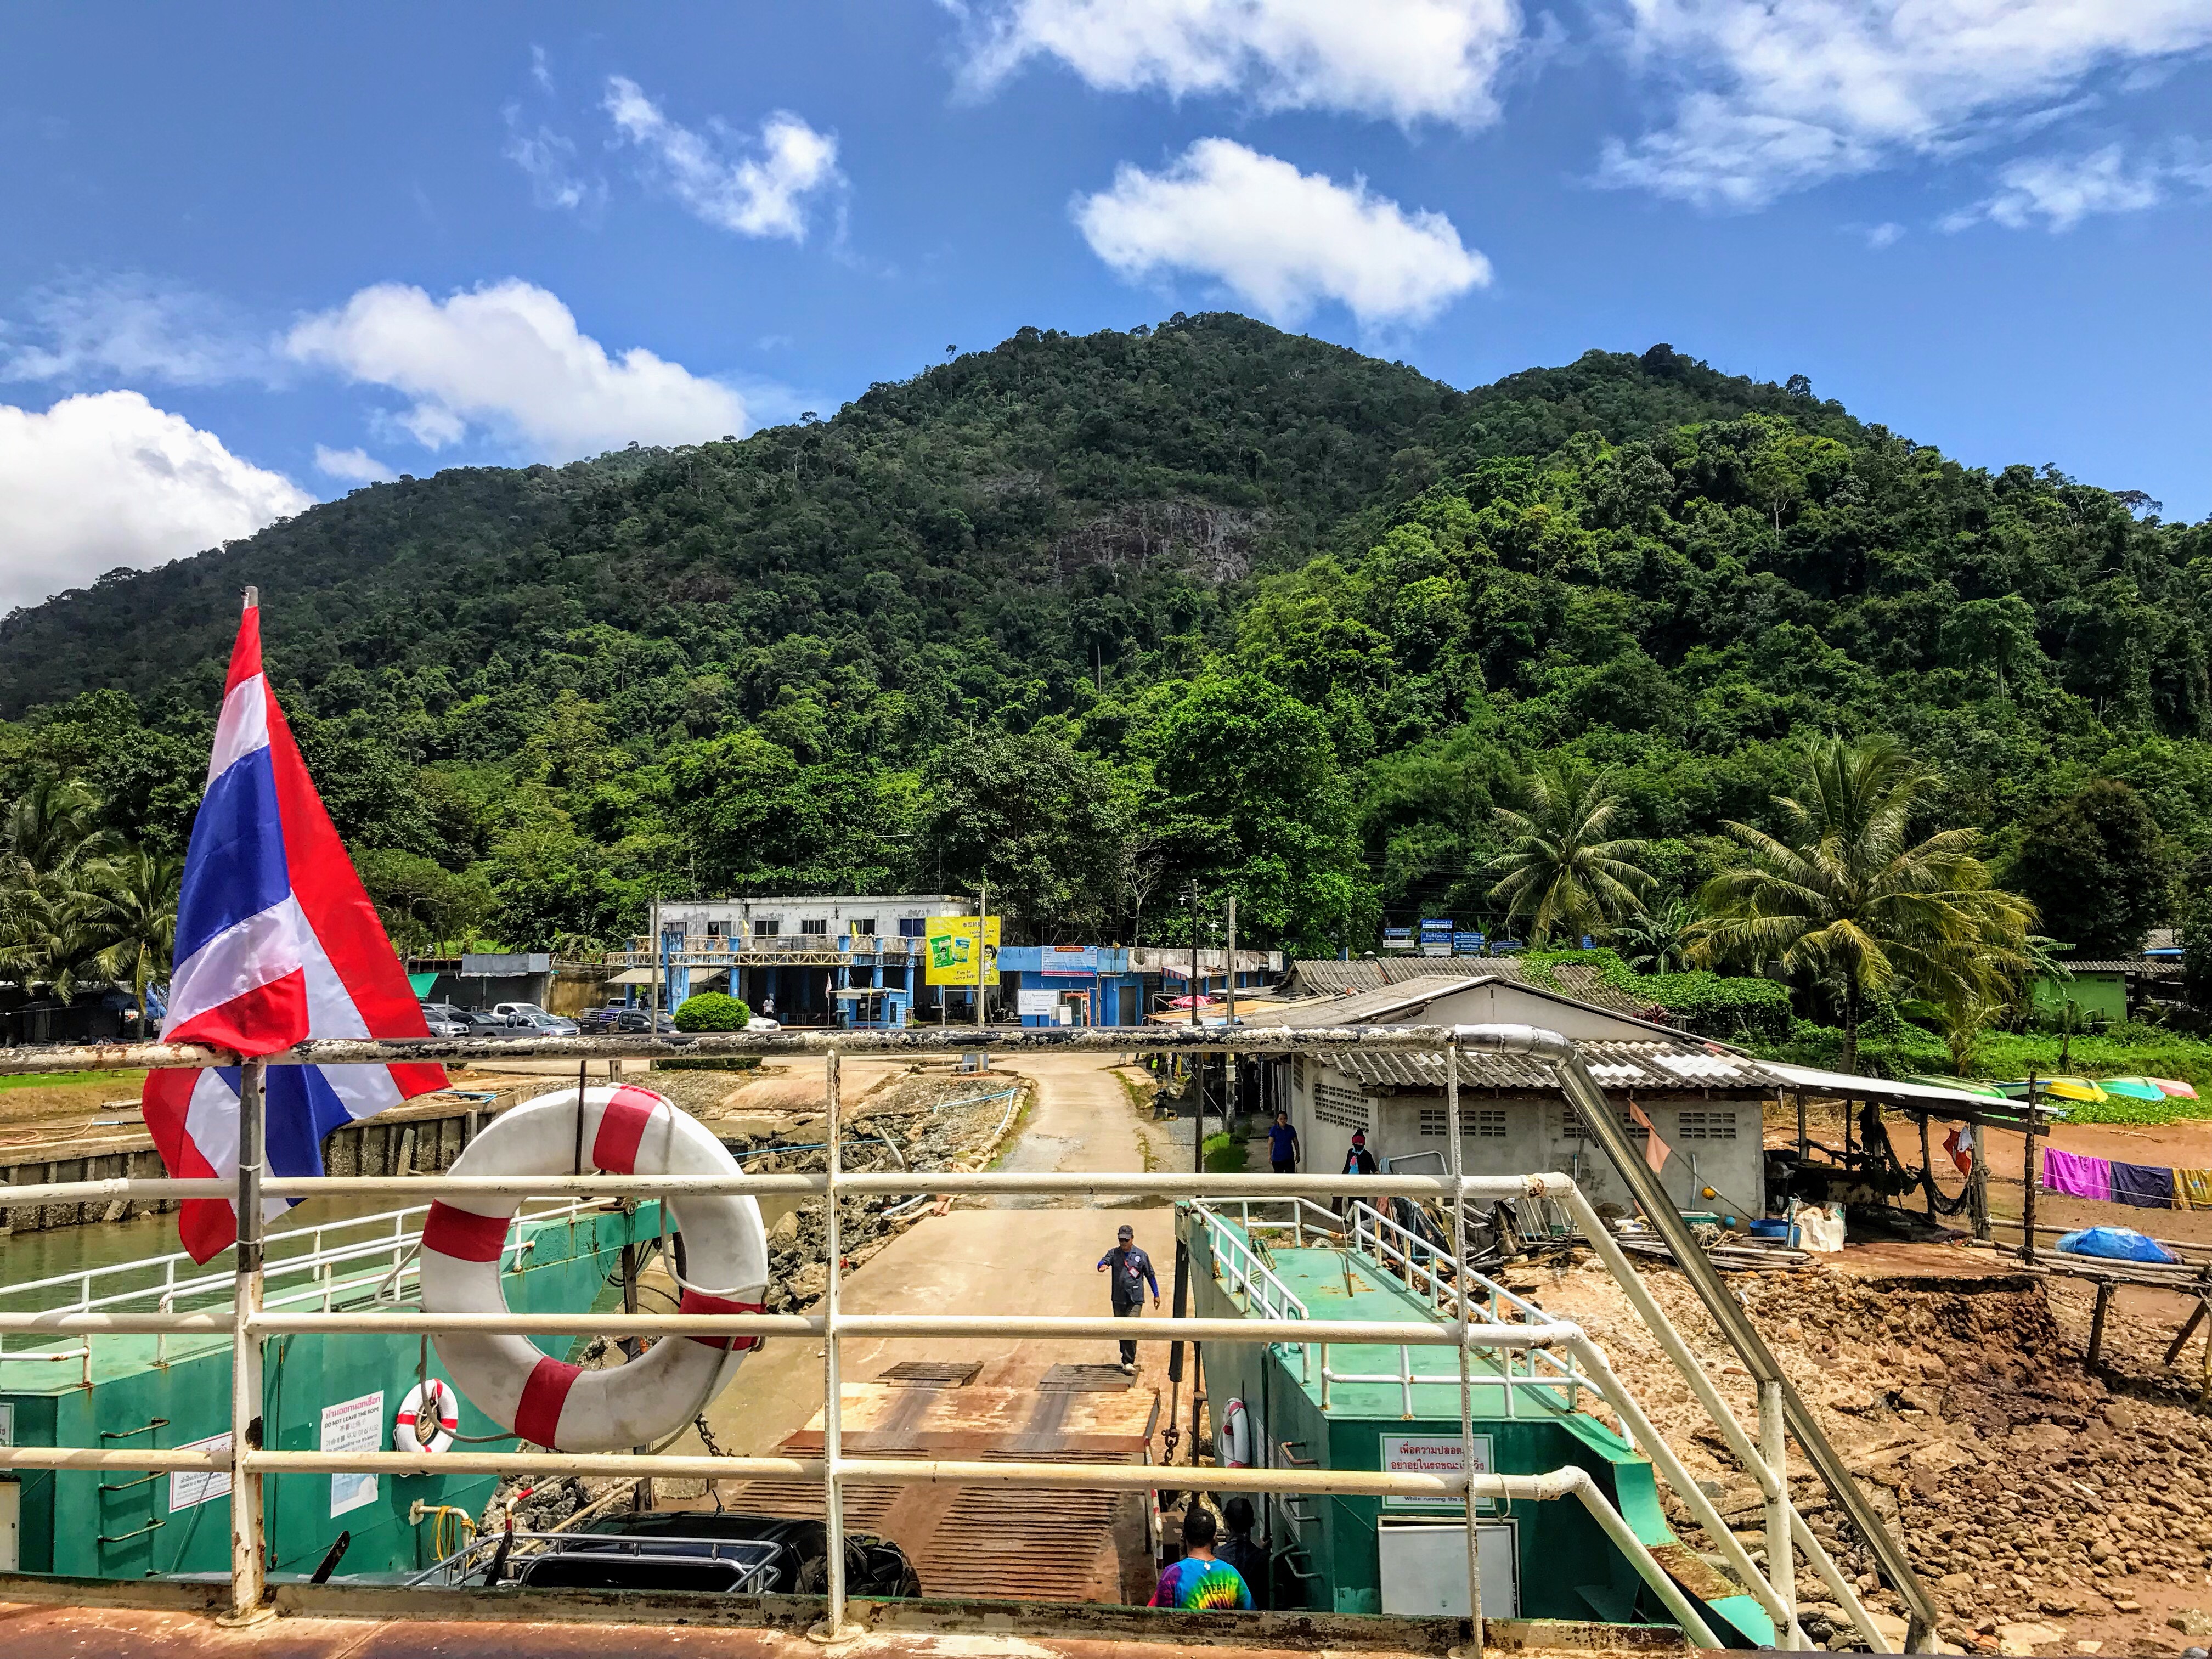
[1380,1432,1495,1511]
[168,1433,232,1511]
[323,1391,385,1517]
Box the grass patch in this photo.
[1203,1131,1246,1173]
[0,1070,118,1093]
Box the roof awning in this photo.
[1764,1062,2062,1128]
[603,968,653,985]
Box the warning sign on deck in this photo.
[322,1391,386,1517]
[1380,1432,1494,1512]
[168,1433,232,1511]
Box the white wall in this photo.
[1289,1057,1766,1218]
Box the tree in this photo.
[674,991,752,1031]
[1611,896,1697,973]
[357,848,496,955]
[917,731,1131,940]
[1486,762,1654,945]
[2013,780,2169,958]
[1693,736,2034,1073]
[94,848,181,1027]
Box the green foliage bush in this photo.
[672,992,752,1032]
[1507,949,1793,1043]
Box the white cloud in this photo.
[530,44,556,94]
[1864,220,1904,247]
[603,77,840,240]
[1942,142,2212,230]
[283,279,747,459]
[955,0,1523,127]
[1072,138,1489,326]
[0,274,269,386]
[314,444,396,484]
[504,110,605,214]
[1600,0,2212,207]
[0,391,310,613]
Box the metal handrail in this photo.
[0,1022,1906,1654]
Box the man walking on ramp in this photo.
[1096,1223,1160,1374]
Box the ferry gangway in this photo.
[0,1022,1935,1652]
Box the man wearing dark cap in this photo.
[1095,1223,1160,1373]
[1336,1130,1378,1215]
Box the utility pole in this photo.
[648,896,661,1031]
[976,881,989,1031]
[1224,894,1237,1136]
[1189,881,1203,1179]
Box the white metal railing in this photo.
[0,1023,1915,1654]
[0,1199,601,1382]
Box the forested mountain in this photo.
[4,313,2207,957]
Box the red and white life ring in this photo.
[396,1377,460,1456]
[1220,1397,1253,1468]
[419,1084,769,1454]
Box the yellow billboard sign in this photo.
[923,916,1001,985]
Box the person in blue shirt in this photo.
[1266,1110,1299,1176]
[1096,1223,1160,1374]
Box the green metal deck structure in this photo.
[0,1200,657,1581]
[1184,1199,1774,1645]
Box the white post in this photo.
[224,1058,272,1624]
[1446,1040,1483,1656]
[811,1047,857,1643]
[1763,1380,1804,1646]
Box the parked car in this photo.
[500,1009,579,1037]
[492,1002,551,1020]
[416,1002,471,1038]
[415,1513,921,1598]
[580,1005,674,1034]
[447,1007,509,1032]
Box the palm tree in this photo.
[1612,896,1697,974]
[1692,736,2034,1073]
[0,867,115,1010]
[95,849,182,1030]
[1487,762,1655,946]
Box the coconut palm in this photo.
[1487,762,1655,946]
[1691,736,2034,1073]
[95,849,182,1030]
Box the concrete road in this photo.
[681,1053,1178,1465]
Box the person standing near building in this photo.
[1335,1130,1378,1216]
[1096,1223,1160,1373]
[1266,1110,1299,1177]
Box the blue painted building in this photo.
[997,945,1146,1027]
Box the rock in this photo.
[2170,1612,2212,1638]
[2104,1402,2136,1433]
[1944,1572,1979,1592]
[769,1209,799,1244]
[1871,1612,1911,1647]
[1995,1621,2065,1655]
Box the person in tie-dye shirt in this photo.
[1149,1506,1252,1610]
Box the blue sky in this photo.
[3,1,2208,612]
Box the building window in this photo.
[1417,1107,1505,1138]
[800,918,830,936]
[753,920,780,938]
[1559,1109,1645,1142]
[850,918,877,936]
[706,921,730,938]
[898,917,927,938]
[1678,1110,1737,1141]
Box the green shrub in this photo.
[1635,970,1794,1043]
[673,992,752,1032]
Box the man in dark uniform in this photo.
[1095,1222,1160,1373]
[1266,1110,1299,1176]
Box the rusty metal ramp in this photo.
[721,1380,1161,1605]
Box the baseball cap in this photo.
[1117,1224,1134,1239]
[1351,1131,1366,1144]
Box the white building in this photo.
[1274,973,1781,1220]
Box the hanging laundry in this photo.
[2111,1162,2177,1209]
[1941,1127,1974,1176]
[2177,1170,2212,1211]
[1626,1098,1669,1175]
[2040,1148,2114,1203]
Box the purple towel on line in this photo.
[2041,1147,2113,1203]
[2111,1161,2176,1209]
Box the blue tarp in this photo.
[2056,1226,2180,1264]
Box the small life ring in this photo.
[1220,1397,1254,1468]
[396,1377,460,1456]
[420,1084,769,1454]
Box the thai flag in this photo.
[143,596,446,1262]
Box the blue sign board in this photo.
[1382,927,1415,951]
[1453,932,1487,956]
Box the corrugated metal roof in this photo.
[2063,959,2181,976]
[1268,974,1486,1026]
[1286,955,1660,1015]
[1324,1039,1782,1096]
